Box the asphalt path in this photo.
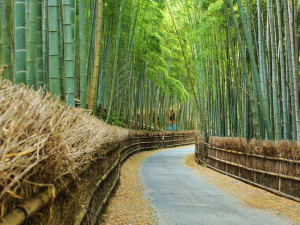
[140,146,292,225]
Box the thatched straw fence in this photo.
[0,79,196,225]
[195,136,300,202]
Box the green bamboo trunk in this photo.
[62,0,75,107]
[236,0,274,140]
[88,0,103,112]
[257,0,268,107]
[286,0,300,140]
[70,0,76,96]
[1,0,12,80]
[79,0,87,109]
[42,0,49,88]
[268,0,281,140]
[0,1,2,60]
[57,1,64,98]
[283,0,297,140]
[14,0,27,84]
[36,0,44,89]
[26,0,38,88]
[228,0,261,139]
[106,0,125,122]
[48,0,63,97]
[275,0,289,139]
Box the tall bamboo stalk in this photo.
[42,0,48,88]
[228,0,261,139]
[236,0,274,140]
[70,0,76,95]
[88,0,103,112]
[26,0,38,88]
[36,0,44,89]
[1,0,12,80]
[268,0,281,140]
[106,0,125,122]
[48,0,63,97]
[276,0,289,139]
[79,0,87,109]
[257,0,268,106]
[62,0,75,107]
[283,0,297,140]
[57,1,64,98]
[287,0,300,140]
[0,1,2,60]
[14,0,27,84]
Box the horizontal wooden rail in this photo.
[0,186,57,225]
[196,157,300,203]
[208,156,300,182]
[195,141,300,203]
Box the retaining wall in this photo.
[1,131,196,225]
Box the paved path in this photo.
[140,146,292,225]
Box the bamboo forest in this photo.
[0,0,299,141]
[1,0,300,224]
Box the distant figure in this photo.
[167,124,178,131]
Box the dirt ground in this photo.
[185,154,300,225]
[101,150,158,225]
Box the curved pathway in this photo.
[140,146,292,225]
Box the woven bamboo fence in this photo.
[195,137,300,203]
[0,132,196,225]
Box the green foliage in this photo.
[206,0,224,16]
[5,0,298,137]
[164,76,189,101]
[110,116,126,127]
[148,35,161,53]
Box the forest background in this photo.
[0,0,299,141]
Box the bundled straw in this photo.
[0,79,130,217]
[209,136,300,159]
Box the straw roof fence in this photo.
[0,79,132,217]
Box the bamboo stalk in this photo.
[106,0,125,122]
[0,187,56,225]
[79,0,87,109]
[236,0,274,140]
[0,1,2,60]
[267,0,281,140]
[276,0,289,140]
[62,0,75,107]
[42,0,49,88]
[286,0,300,140]
[88,0,103,112]
[228,0,261,139]
[14,0,27,84]
[36,0,44,89]
[48,0,63,97]
[1,0,12,81]
[26,0,38,88]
